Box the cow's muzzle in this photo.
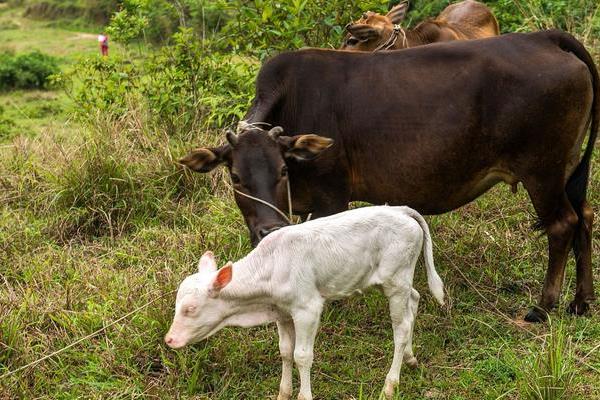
[257,225,285,241]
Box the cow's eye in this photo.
[280,166,288,178]
[346,37,359,46]
[231,173,240,184]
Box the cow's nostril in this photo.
[258,226,282,239]
[259,229,270,238]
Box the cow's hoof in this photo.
[524,307,548,323]
[567,300,590,316]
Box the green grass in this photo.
[1,3,600,400]
[2,109,600,400]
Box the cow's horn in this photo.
[226,129,239,147]
[268,126,284,141]
[237,120,250,133]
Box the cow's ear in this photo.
[209,262,233,297]
[280,134,334,161]
[198,251,217,273]
[178,144,230,173]
[346,23,380,41]
[387,1,409,24]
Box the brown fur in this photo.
[181,31,598,322]
[341,0,499,51]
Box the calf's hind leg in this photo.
[402,288,420,368]
[382,284,413,399]
[569,200,596,315]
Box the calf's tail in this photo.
[404,208,445,305]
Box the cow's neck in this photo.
[401,21,444,48]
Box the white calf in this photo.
[165,206,444,399]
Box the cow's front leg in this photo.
[277,319,295,400]
[292,305,323,400]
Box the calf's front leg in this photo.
[292,307,322,400]
[277,319,295,400]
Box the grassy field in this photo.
[1,3,600,400]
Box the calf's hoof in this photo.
[524,307,548,323]
[567,300,590,316]
[277,392,291,400]
[405,356,418,369]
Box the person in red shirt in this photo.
[98,33,109,56]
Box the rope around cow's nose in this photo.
[230,178,296,225]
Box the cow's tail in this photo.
[405,208,445,306]
[550,31,599,214]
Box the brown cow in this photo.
[180,31,598,323]
[341,0,499,51]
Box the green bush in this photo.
[0,51,60,91]
[57,55,141,118]
[59,28,256,133]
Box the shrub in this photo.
[0,51,59,91]
[57,55,141,118]
[59,28,256,133]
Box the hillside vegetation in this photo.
[1,1,600,399]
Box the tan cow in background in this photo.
[341,0,499,51]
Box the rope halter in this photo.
[373,24,407,52]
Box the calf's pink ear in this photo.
[212,262,233,292]
[198,251,217,272]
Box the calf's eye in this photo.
[184,305,197,316]
[281,166,288,178]
[231,173,241,184]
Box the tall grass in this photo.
[517,320,576,400]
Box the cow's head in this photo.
[179,126,333,246]
[340,1,409,51]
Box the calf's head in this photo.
[179,126,333,246]
[164,251,234,349]
[341,1,409,51]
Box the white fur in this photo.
[165,206,444,400]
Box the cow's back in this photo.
[250,31,594,213]
[437,0,499,37]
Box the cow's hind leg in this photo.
[569,200,595,315]
[523,183,579,322]
[382,284,413,399]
